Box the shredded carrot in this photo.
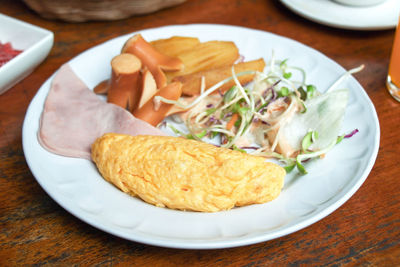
[226,113,239,130]
[271,106,285,112]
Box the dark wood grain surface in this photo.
[1,0,399,265]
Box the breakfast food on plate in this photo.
[101,53,142,111]
[91,133,285,212]
[155,50,356,174]
[38,31,357,213]
[94,34,186,122]
[164,40,240,82]
[122,34,183,89]
[150,36,200,57]
[172,58,266,96]
[137,69,157,109]
[38,64,166,160]
[94,34,263,128]
[132,82,182,126]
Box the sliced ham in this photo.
[38,64,166,160]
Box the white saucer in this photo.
[280,0,400,30]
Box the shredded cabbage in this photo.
[158,55,362,174]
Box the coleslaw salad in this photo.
[156,53,363,174]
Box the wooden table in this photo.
[1,0,399,265]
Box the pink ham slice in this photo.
[38,64,166,160]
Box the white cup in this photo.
[333,0,387,6]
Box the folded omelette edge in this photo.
[91,133,285,212]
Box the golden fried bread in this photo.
[91,133,285,212]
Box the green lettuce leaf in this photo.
[280,89,349,152]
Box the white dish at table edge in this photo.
[0,13,53,95]
[280,0,400,30]
[22,24,380,249]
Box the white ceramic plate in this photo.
[280,0,400,30]
[23,24,380,249]
[0,14,53,94]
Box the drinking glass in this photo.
[387,16,400,102]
